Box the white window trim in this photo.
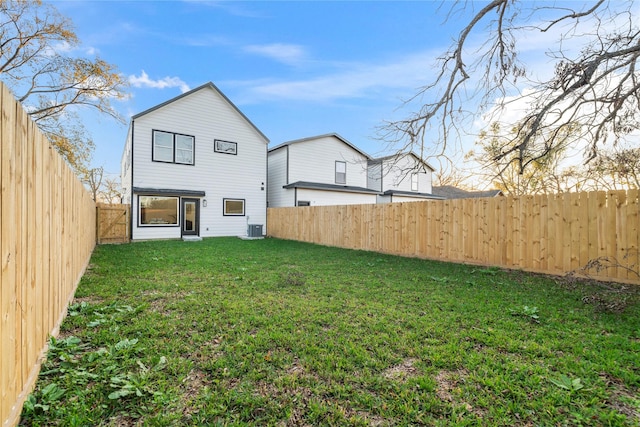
[335,161,347,184]
[411,173,419,191]
[223,198,245,216]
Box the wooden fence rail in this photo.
[1,83,96,427]
[267,190,639,284]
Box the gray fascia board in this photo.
[133,187,206,197]
[283,181,380,195]
[268,133,372,159]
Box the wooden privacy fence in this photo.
[1,83,96,427]
[97,203,130,244]
[267,190,639,284]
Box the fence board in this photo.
[2,83,18,423]
[268,190,640,285]
[627,190,639,282]
[1,82,96,427]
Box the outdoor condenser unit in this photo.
[247,224,263,237]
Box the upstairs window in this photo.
[335,161,346,184]
[152,130,194,165]
[411,173,419,191]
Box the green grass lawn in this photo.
[21,237,640,426]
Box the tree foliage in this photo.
[585,146,640,190]
[469,122,579,195]
[469,123,640,194]
[382,0,640,174]
[0,0,127,172]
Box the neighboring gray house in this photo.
[432,185,504,199]
[121,82,269,240]
[268,134,442,207]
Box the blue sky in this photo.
[50,1,637,185]
[50,0,484,179]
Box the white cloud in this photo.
[243,43,308,65]
[235,49,440,103]
[128,71,190,93]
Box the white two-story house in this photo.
[267,134,441,207]
[267,134,379,207]
[367,153,438,203]
[121,82,269,240]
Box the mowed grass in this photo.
[21,237,640,426]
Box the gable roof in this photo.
[370,152,436,172]
[432,185,504,199]
[268,133,371,159]
[131,82,269,143]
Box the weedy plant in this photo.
[509,305,541,323]
[549,375,585,393]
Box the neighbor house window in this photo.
[152,130,194,165]
[223,198,245,216]
[411,173,419,191]
[335,161,346,184]
[139,196,179,226]
[297,201,310,206]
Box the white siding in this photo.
[288,135,369,187]
[296,189,377,206]
[120,126,133,204]
[381,154,432,194]
[267,147,294,207]
[130,85,267,240]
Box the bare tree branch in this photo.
[382,1,640,178]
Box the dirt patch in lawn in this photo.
[255,380,392,427]
[105,414,142,427]
[435,369,486,417]
[383,358,419,381]
[179,369,211,419]
[72,296,104,305]
[600,373,640,421]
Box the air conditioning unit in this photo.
[247,224,263,237]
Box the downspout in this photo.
[285,145,289,185]
[129,120,135,240]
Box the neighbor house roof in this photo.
[131,82,269,143]
[432,185,503,199]
[269,133,372,160]
[283,181,380,195]
[382,190,444,200]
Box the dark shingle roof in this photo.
[382,190,444,200]
[283,181,379,195]
[432,185,503,199]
